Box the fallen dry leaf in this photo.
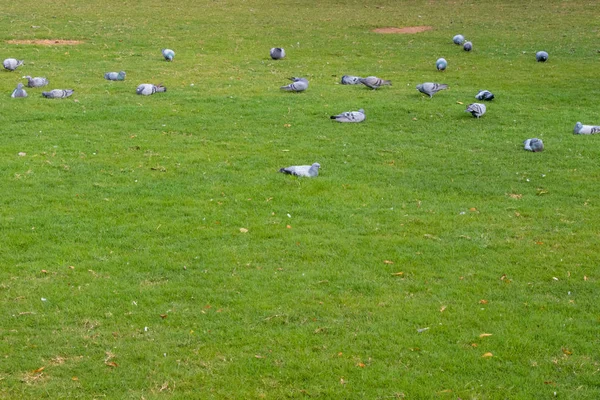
[239,228,248,233]
[507,193,523,200]
[456,101,464,105]
[584,276,588,281]
[471,343,478,347]
[254,354,265,359]
[105,361,118,368]
[357,363,365,368]
[562,348,572,356]
[72,376,79,381]
[479,299,488,304]
[383,260,394,264]
[440,305,447,312]
[340,378,347,385]
[391,272,404,276]
[41,270,48,274]
[159,382,169,392]
[32,367,45,373]
[469,207,478,212]
[286,225,291,229]
[479,333,493,338]
[160,314,168,319]
[482,352,493,358]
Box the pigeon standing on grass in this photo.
[42,89,74,99]
[359,76,391,89]
[475,90,494,101]
[573,122,600,135]
[279,163,320,178]
[11,83,27,98]
[24,76,49,87]
[436,58,447,71]
[536,51,548,62]
[416,82,448,97]
[341,75,362,85]
[270,48,285,60]
[104,71,126,81]
[280,77,308,92]
[136,84,167,96]
[524,138,544,152]
[3,58,24,71]
[162,49,175,61]
[330,108,365,123]
[453,34,465,45]
[466,103,486,118]
[463,41,473,51]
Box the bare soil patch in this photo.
[372,26,432,34]
[6,39,84,45]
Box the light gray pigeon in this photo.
[475,90,494,101]
[279,162,320,177]
[331,108,365,123]
[104,71,126,81]
[524,138,544,152]
[42,89,74,99]
[3,58,24,71]
[453,34,465,45]
[280,77,308,92]
[24,76,49,87]
[341,75,362,85]
[162,48,175,61]
[416,82,448,97]
[270,47,285,60]
[11,83,27,98]
[466,103,486,118]
[573,122,600,135]
[359,76,391,89]
[463,41,473,51]
[136,84,167,96]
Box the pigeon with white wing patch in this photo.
[524,138,544,152]
[136,84,167,96]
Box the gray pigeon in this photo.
[466,103,486,118]
[359,76,391,89]
[24,76,49,87]
[270,47,285,60]
[524,138,544,152]
[536,51,548,62]
[331,108,365,123]
[416,82,448,97]
[463,41,473,51]
[279,162,320,177]
[162,48,175,61]
[573,122,600,135]
[104,71,126,81]
[475,90,494,101]
[3,58,24,71]
[42,89,74,99]
[341,75,362,85]
[453,34,465,45]
[136,84,167,96]
[11,83,27,98]
[280,77,308,92]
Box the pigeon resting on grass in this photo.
[280,77,308,92]
[573,122,600,135]
[341,75,362,85]
[136,84,167,96]
[162,48,175,61]
[104,71,126,81]
[330,108,365,123]
[42,89,74,99]
[453,34,465,45]
[524,138,544,152]
[24,76,49,87]
[359,76,391,89]
[436,58,447,71]
[463,41,473,51]
[475,90,494,101]
[11,83,27,98]
[536,51,548,62]
[416,82,448,97]
[279,162,320,177]
[3,58,24,71]
[270,47,285,60]
[466,103,486,118]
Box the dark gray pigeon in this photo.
[11,83,27,98]
[3,58,24,71]
[524,138,544,152]
[466,103,486,118]
[331,108,365,123]
[475,90,494,101]
[359,76,391,89]
[416,82,448,97]
[536,51,548,62]
[280,77,308,92]
[136,84,167,96]
[24,76,49,87]
[104,71,126,81]
[42,89,74,99]
[162,49,175,61]
[463,42,473,51]
[341,75,362,85]
[270,47,285,60]
[573,122,600,135]
[279,162,320,177]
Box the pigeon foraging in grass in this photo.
[330,108,365,123]
[524,138,544,152]
[24,76,49,87]
[162,48,175,61]
[463,41,473,51]
[359,76,391,89]
[573,122,600,135]
[104,71,126,81]
[536,51,548,62]
[416,82,448,97]
[466,103,486,118]
[136,84,167,96]
[279,162,320,177]
[3,58,24,71]
[280,77,308,92]
[436,58,447,71]
[475,90,494,101]
[270,47,285,60]
[42,89,74,99]
[11,83,27,98]
[341,75,362,85]
[453,34,465,45]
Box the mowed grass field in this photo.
[1,0,599,398]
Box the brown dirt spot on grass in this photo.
[6,39,84,45]
[372,26,432,34]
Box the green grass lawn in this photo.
[1,0,599,398]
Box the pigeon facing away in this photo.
[466,103,486,118]
[436,58,447,71]
[42,89,74,99]
[524,138,544,152]
[104,71,126,81]
[270,47,285,60]
[11,83,27,98]
[463,41,473,51]
[573,122,600,135]
[279,162,320,178]
[136,84,167,95]
[24,76,49,87]
[475,90,494,101]
[162,48,175,61]
[536,51,548,62]
[341,75,362,85]
[330,108,365,123]
[453,34,465,45]
[280,77,308,92]
[3,58,24,71]
[416,82,448,97]
[359,76,391,89]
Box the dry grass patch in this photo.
[6,39,84,45]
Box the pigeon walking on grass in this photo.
[279,162,320,178]
[270,48,285,60]
[341,75,362,85]
[3,58,24,71]
[280,77,308,92]
[162,49,175,61]
[359,76,391,89]
[24,76,49,87]
[466,103,486,118]
[524,138,544,152]
[11,83,27,98]
[42,89,74,99]
[104,71,126,81]
[475,90,494,101]
[416,82,448,97]
[330,108,365,123]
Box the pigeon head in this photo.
[358,109,365,114]
[416,84,423,91]
[574,122,583,134]
[312,163,321,169]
